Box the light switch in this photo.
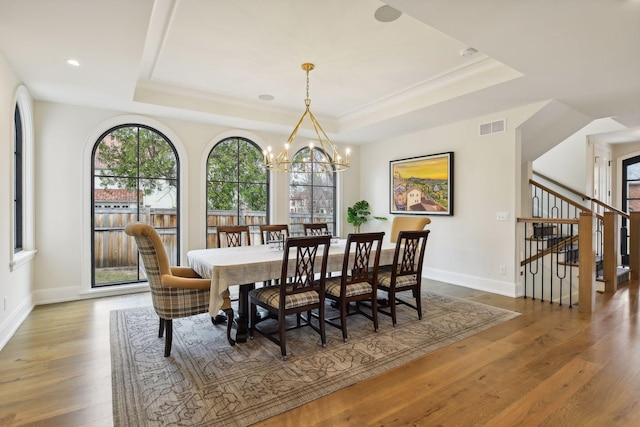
[496,211,510,221]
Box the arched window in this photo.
[206,137,268,247]
[13,105,23,253]
[11,87,35,271]
[289,147,336,236]
[91,125,179,287]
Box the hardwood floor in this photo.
[1,280,639,426]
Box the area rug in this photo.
[111,291,519,426]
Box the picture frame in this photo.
[390,152,454,216]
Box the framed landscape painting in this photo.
[390,152,454,216]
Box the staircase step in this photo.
[533,223,556,237]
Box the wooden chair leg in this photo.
[279,315,288,360]
[390,290,398,326]
[372,297,379,332]
[340,300,348,342]
[319,305,327,348]
[164,319,173,357]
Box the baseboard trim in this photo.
[424,267,518,297]
[0,294,34,351]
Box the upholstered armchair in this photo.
[125,222,234,357]
[389,216,431,243]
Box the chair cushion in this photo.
[250,285,320,309]
[325,277,373,298]
[378,271,418,289]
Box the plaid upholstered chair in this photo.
[248,235,331,360]
[324,232,385,342]
[125,223,235,357]
[378,230,430,326]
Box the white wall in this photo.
[534,118,627,196]
[359,104,544,296]
[0,54,35,348]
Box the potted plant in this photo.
[347,200,387,233]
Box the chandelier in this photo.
[263,63,350,173]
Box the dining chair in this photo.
[303,222,329,236]
[216,225,251,248]
[248,235,331,360]
[378,230,430,325]
[259,224,290,286]
[124,222,235,356]
[259,224,289,244]
[389,216,431,243]
[324,232,385,342]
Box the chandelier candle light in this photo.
[263,63,350,173]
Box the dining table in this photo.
[187,238,397,342]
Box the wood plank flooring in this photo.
[1,280,639,426]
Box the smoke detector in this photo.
[460,47,478,57]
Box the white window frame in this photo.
[10,86,36,271]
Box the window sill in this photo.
[10,249,37,271]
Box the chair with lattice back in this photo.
[216,225,251,248]
[259,224,289,244]
[324,232,385,342]
[303,223,329,236]
[249,235,331,360]
[378,230,430,325]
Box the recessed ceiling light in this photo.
[258,94,274,101]
[374,5,402,22]
[66,59,80,67]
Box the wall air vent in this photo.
[479,119,506,136]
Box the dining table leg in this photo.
[234,283,255,343]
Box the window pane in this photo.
[138,129,177,180]
[627,163,640,181]
[208,181,237,211]
[240,183,267,212]
[208,139,239,182]
[239,140,267,183]
[96,129,138,178]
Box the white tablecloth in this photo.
[187,240,397,316]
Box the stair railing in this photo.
[518,214,595,312]
[521,175,632,312]
[529,174,628,292]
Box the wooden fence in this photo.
[94,209,337,266]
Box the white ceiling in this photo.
[0,0,639,145]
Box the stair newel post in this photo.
[629,211,640,281]
[603,212,619,293]
[578,212,596,313]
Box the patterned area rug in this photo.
[111,291,519,426]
